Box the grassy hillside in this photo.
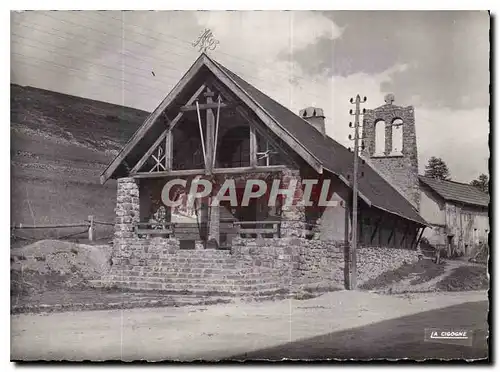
[11,84,149,241]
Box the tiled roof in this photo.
[215,61,428,225]
[419,176,489,207]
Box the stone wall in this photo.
[101,232,419,296]
[108,176,420,295]
[101,237,271,294]
[231,238,345,291]
[99,236,346,295]
[356,246,420,285]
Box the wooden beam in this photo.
[400,222,410,248]
[180,102,232,111]
[410,227,419,249]
[130,84,208,174]
[170,84,206,130]
[131,165,289,179]
[209,78,300,170]
[213,165,288,174]
[100,55,207,184]
[237,106,299,167]
[203,56,324,174]
[415,227,426,249]
[205,88,215,174]
[132,169,204,178]
[165,129,172,170]
[130,130,168,174]
[370,218,381,244]
[233,220,282,225]
[387,228,394,246]
[249,125,257,167]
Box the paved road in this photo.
[11,290,488,361]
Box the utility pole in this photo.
[348,94,367,290]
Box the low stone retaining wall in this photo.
[357,246,420,285]
[97,237,346,296]
[231,238,345,292]
[98,236,419,296]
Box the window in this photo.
[256,133,281,166]
[374,120,386,156]
[391,119,403,155]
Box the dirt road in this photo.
[236,301,489,360]
[11,290,488,361]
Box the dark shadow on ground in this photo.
[228,301,489,361]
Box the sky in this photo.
[10,10,490,183]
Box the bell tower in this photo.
[362,94,420,210]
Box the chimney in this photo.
[299,107,325,135]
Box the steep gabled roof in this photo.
[100,53,323,183]
[101,53,427,226]
[419,176,489,207]
[214,60,427,226]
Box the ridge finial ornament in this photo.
[192,28,220,53]
[384,93,395,105]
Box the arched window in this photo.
[391,118,403,155]
[374,120,386,156]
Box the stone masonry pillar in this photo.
[279,170,306,237]
[114,177,140,241]
[208,197,220,248]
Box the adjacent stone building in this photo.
[98,53,428,295]
[419,176,489,257]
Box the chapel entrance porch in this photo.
[132,173,292,250]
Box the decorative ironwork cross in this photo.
[192,28,220,53]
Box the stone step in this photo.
[99,271,282,283]
[112,258,241,268]
[114,250,234,259]
[102,273,280,284]
[107,267,274,276]
[107,266,276,275]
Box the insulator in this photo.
[348,147,352,152]
[347,174,351,180]
[362,108,366,114]
[363,96,367,102]
[349,122,353,128]
[348,134,353,140]
[350,98,354,104]
[361,159,365,165]
[361,172,365,177]
[349,109,353,115]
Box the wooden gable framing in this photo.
[100,53,323,184]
